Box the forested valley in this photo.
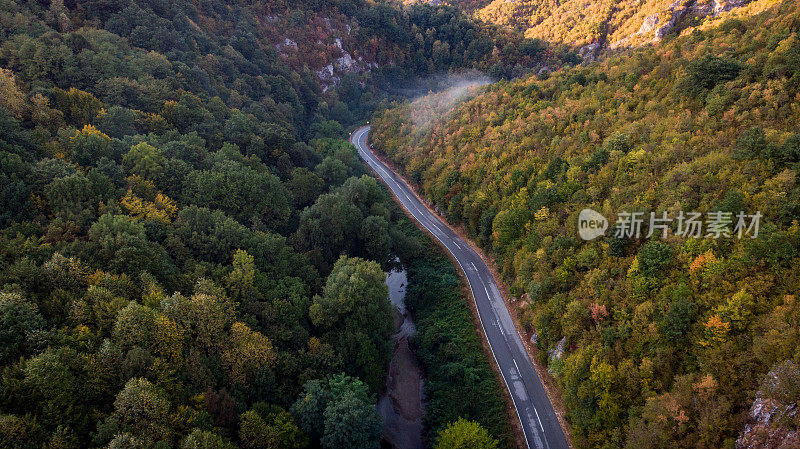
[7,0,800,448]
[0,0,563,448]
[370,0,800,448]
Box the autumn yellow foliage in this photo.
[222,322,277,386]
[121,190,177,223]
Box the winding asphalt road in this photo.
[351,126,569,449]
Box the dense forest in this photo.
[0,0,544,448]
[371,0,800,447]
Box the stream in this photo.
[378,266,425,449]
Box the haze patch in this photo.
[408,72,492,130]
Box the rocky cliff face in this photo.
[618,0,754,47]
[475,0,756,53]
[270,14,381,92]
[736,361,800,449]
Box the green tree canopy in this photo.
[309,256,392,390]
[433,418,499,449]
[291,374,381,449]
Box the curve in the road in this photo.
[351,126,569,449]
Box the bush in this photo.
[434,418,499,449]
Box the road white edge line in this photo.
[352,126,534,449]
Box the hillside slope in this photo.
[403,0,494,13]
[475,0,776,50]
[370,1,800,447]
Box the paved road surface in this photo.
[351,126,569,449]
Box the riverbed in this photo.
[378,267,425,449]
